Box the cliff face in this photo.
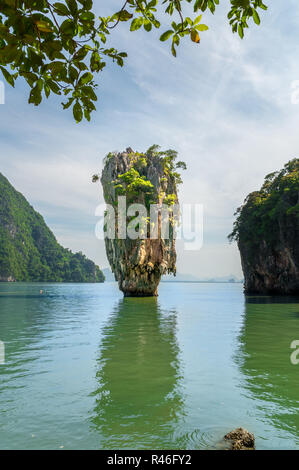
[100,146,184,296]
[230,159,299,295]
[0,172,105,282]
[239,237,299,295]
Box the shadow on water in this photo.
[237,295,299,444]
[246,295,299,305]
[90,297,186,449]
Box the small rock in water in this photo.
[224,427,255,450]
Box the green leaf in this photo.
[22,71,38,87]
[160,30,173,42]
[148,0,158,8]
[66,0,78,16]
[238,23,244,39]
[90,51,102,72]
[73,101,83,122]
[83,85,97,101]
[171,40,177,57]
[84,108,91,121]
[193,0,202,12]
[62,97,75,109]
[144,21,152,32]
[78,0,92,9]
[78,72,93,86]
[194,15,202,25]
[74,46,89,61]
[69,66,79,81]
[48,61,65,75]
[44,83,50,98]
[29,84,42,106]
[130,18,143,31]
[196,24,209,31]
[60,19,76,35]
[53,3,70,16]
[0,66,15,87]
[115,10,133,22]
[252,9,260,25]
[47,80,61,94]
[259,2,268,11]
[79,11,95,21]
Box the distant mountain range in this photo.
[102,268,243,283]
[162,273,243,283]
[0,172,104,283]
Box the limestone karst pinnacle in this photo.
[100,146,184,296]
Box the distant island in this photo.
[102,268,243,284]
[0,172,104,283]
[162,273,243,283]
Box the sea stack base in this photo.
[124,291,158,297]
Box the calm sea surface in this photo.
[0,281,299,450]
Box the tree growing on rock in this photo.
[229,158,299,295]
[98,145,186,296]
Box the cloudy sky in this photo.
[1,0,299,278]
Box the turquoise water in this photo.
[0,281,299,450]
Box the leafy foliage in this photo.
[146,145,186,184]
[229,159,299,247]
[95,145,187,207]
[118,167,155,195]
[0,172,105,282]
[164,193,177,205]
[0,0,267,121]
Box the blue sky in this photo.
[1,0,299,278]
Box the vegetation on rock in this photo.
[113,146,185,208]
[94,145,186,212]
[229,159,299,245]
[0,172,105,282]
[229,159,299,294]
[98,145,186,296]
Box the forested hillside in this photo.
[0,172,104,283]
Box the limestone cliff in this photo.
[99,146,185,296]
[229,159,299,295]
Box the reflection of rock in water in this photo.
[237,297,299,435]
[90,298,184,449]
